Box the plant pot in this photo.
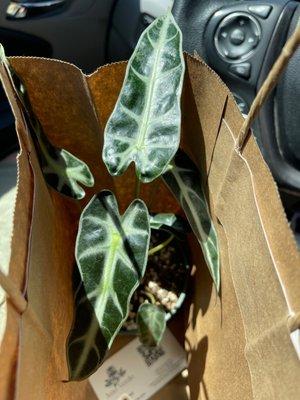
[120,229,191,335]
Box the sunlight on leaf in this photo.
[103,11,185,183]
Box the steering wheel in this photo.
[173,0,300,197]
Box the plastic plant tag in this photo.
[89,329,187,400]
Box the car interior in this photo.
[0,0,299,245]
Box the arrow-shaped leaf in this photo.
[103,11,185,183]
[67,190,150,380]
[149,213,190,239]
[162,150,220,291]
[137,303,166,347]
[0,44,94,199]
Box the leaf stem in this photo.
[148,234,175,256]
[135,175,141,198]
[143,290,157,305]
[148,178,161,211]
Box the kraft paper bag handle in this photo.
[236,25,300,152]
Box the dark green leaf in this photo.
[67,190,150,380]
[103,12,185,183]
[149,213,190,239]
[66,266,108,382]
[162,150,220,291]
[0,44,94,199]
[137,303,166,347]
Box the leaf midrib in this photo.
[72,230,122,378]
[136,14,170,152]
[95,231,121,324]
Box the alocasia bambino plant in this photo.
[0,7,220,382]
[67,9,220,380]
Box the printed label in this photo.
[89,329,187,400]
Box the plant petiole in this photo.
[135,175,141,198]
[148,234,175,256]
[142,289,157,305]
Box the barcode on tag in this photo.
[89,329,187,400]
[136,344,165,367]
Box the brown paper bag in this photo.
[0,27,299,400]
